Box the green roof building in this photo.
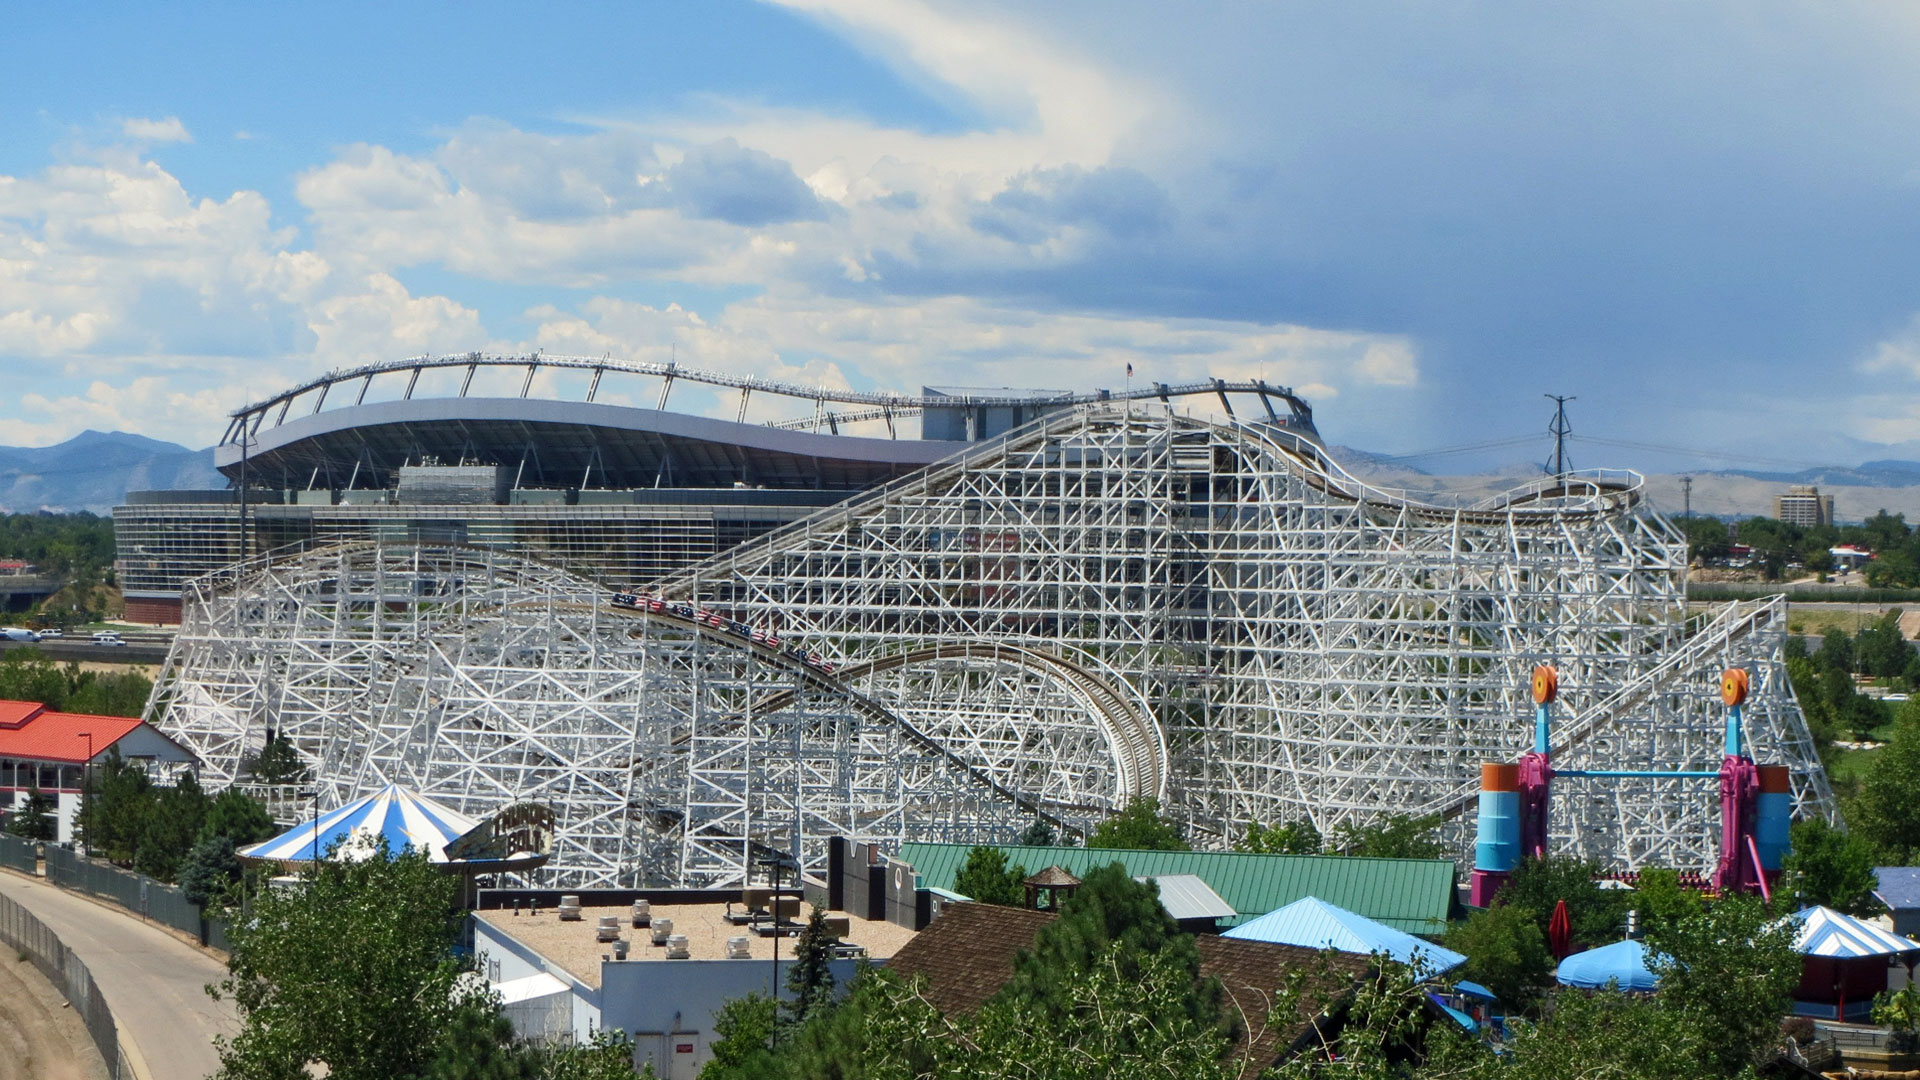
[895,843,1457,934]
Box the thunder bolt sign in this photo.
[445,803,557,865]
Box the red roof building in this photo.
[0,700,195,844]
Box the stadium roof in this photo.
[895,843,1455,933]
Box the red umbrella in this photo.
[1548,899,1573,960]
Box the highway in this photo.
[0,872,234,1080]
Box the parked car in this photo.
[0,627,39,643]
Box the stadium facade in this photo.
[141,355,1832,888]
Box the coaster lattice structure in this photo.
[149,543,1157,887]
[661,404,1834,868]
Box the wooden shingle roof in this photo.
[884,902,1368,1078]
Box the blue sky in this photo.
[6,1,1920,474]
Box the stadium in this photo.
[134,354,1833,888]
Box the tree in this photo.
[999,863,1227,1047]
[1818,627,1856,674]
[1782,817,1882,915]
[243,733,310,785]
[785,908,838,1026]
[1857,611,1917,678]
[1017,819,1057,847]
[1851,701,1920,862]
[954,846,1028,906]
[1495,855,1627,947]
[1442,904,1553,1011]
[211,842,486,1080]
[1087,796,1189,851]
[7,787,57,842]
[203,787,278,847]
[1332,813,1442,859]
[536,1029,653,1080]
[699,995,779,1080]
[1238,818,1321,854]
[1626,867,1702,931]
[77,749,152,864]
[180,834,243,910]
[426,1002,542,1080]
[136,770,209,882]
[1642,893,1799,1077]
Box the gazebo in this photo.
[1024,865,1082,910]
[1786,906,1920,1021]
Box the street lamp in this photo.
[297,789,319,864]
[76,732,91,857]
[756,850,798,1049]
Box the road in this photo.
[0,873,234,1080]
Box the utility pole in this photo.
[1544,395,1575,477]
[1680,476,1693,521]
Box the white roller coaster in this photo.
[149,398,1833,886]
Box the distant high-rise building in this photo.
[1775,485,1834,527]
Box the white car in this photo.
[35,628,62,639]
[90,632,126,647]
[0,627,39,643]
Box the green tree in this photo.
[1851,700,1920,862]
[536,1029,653,1080]
[1238,818,1321,854]
[135,771,210,882]
[1642,893,1799,1077]
[426,1001,541,1080]
[1087,796,1189,851]
[1017,819,1057,846]
[77,749,152,864]
[1857,611,1917,678]
[699,995,779,1080]
[180,834,242,909]
[1442,904,1552,1011]
[999,863,1227,1047]
[1495,855,1627,947]
[785,907,838,1026]
[7,787,56,842]
[1782,817,1882,915]
[1332,812,1442,859]
[243,733,310,785]
[1818,628,1856,673]
[211,842,485,1080]
[1627,867,1702,931]
[954,846,1028,906]
[203,787,278,847]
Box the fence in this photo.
[44,845,228,948]
[0,831,37,874]
[0,890,129,1077]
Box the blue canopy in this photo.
[1554,939,1665,991]
[239,784,479,864]
[1224,896,1466,975]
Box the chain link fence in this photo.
[0,831,37,874]
[43,845,228,948]
[0,889,129,1077]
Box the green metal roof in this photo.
[895,843,1456,934]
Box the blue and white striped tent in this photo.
[1787,905,1920,959]
[239,785,479,865]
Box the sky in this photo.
[6,1,1920,473]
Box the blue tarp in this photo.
[1554,939,1664,991]
[1224,895,1466,975]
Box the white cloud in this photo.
[1863,313,1920,379]
[121,116,193,144]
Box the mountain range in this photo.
[0,431,220,514]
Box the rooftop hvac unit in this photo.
[611,939,630,960]
[596,916,620,943]
[651,918,675,945]
[557,895,582,922]
[726,937,751,959]
[665,935,690,959]
[631,900,651,927]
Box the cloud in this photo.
[972,164,1171,245]
[121,116,192,144]
[666,138,827,227]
